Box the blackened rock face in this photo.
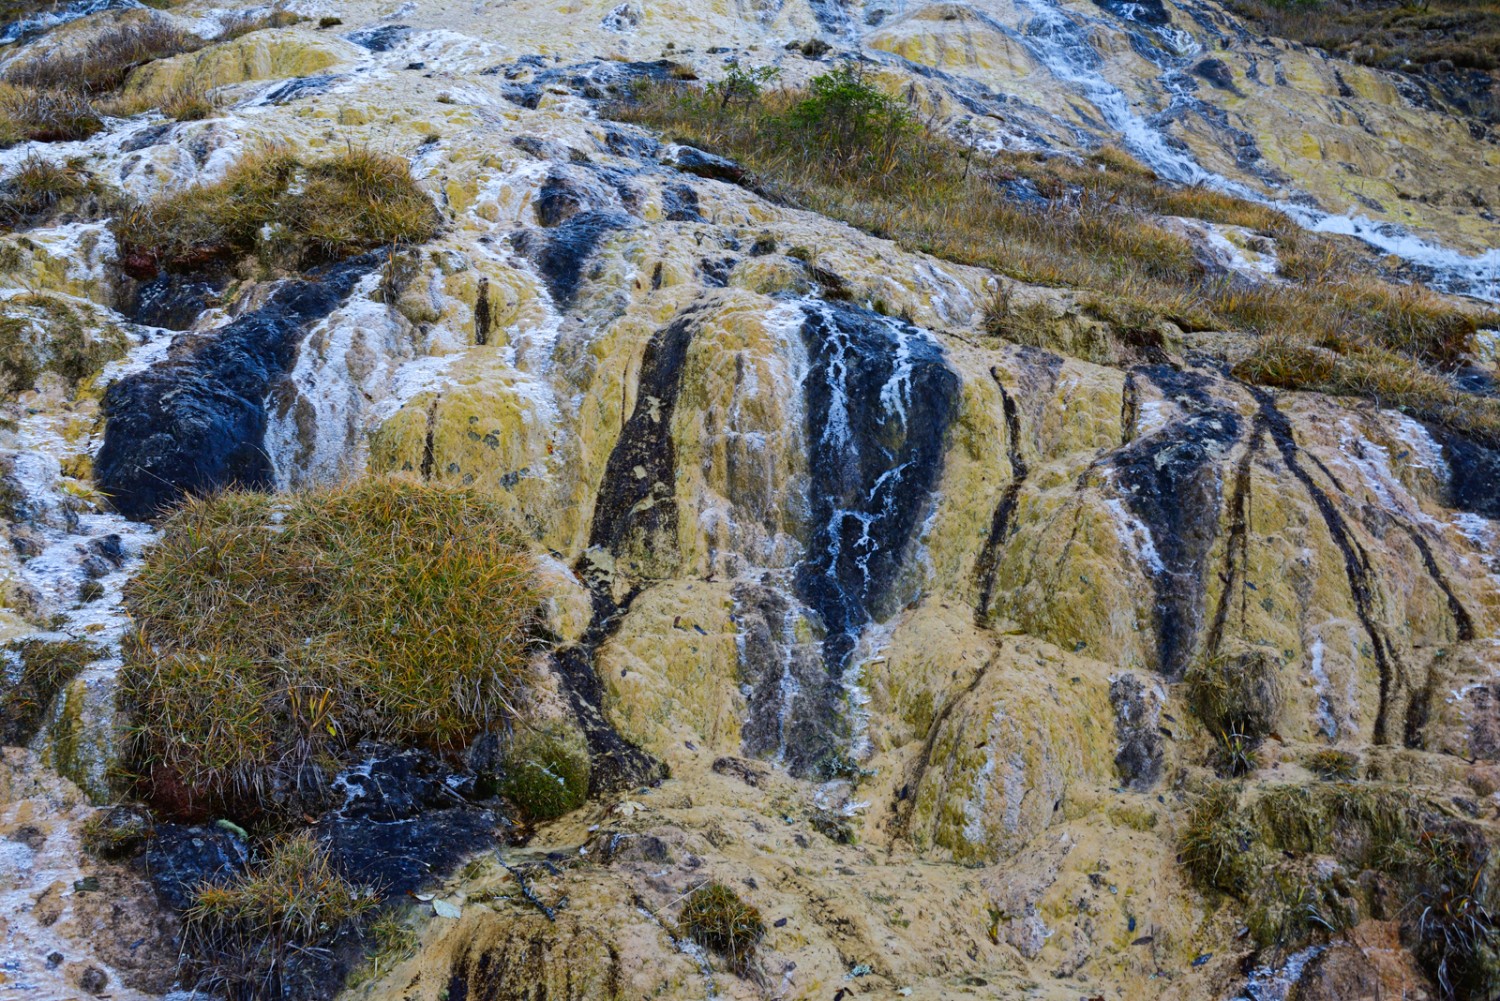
[346,24,411,50]
[146,824,248,911]
[95,254,377,521]
[1429,424,1500,520]
[511,210,629,307]
[1091,0,1170,27]
[130,274,224,331]
[1110,366,1239,680]
[315,749,505,898]
[1110,673,1164,790]
[795,301,960,677]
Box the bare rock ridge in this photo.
[0,0,1493,997]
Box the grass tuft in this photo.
[678,882,766,976]
[184,832,375,999]
[113,145,439,277]
[0,154,103,228]
[119,478,543,820]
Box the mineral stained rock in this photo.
[0,0,1495,997]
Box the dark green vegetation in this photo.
[119,478,542,820]
[678,882,766,975]
[498,724,590,822]
[617,68,1500,442]
[0,638,96,745]
[1180,781,1500,999]
[184,833,375,999]
[114,147,440,276]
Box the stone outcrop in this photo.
[0,0,1494,996]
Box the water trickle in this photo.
[1008,0,1500,300]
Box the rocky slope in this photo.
[0,0,1497,997]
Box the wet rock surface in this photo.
[96,254,378,520]
[0,0,1497,996]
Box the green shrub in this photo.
[499,724,590,822]
[678,882,765,975]
[120,478,542,820]
[114,146,439,276]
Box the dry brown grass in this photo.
[120,478,543,820]
[1228,0,1500,115]
[113,145,439,275]
[0,7,303,146]
[617,74,1500,440]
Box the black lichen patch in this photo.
[129,273,224,331]
[1109,366,1240,680]
[1090,0,1171,26]
[511,210,629,306]
[315,750,507,898]
[774,301,959,777]
[1110,673,1164,790]
[1430,424,1500,520]
[96,254,376,520]
[586,310,695,571]
[345,24,411,51]
[733,581,840,773]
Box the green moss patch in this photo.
[0,637,97,746]
[0,294,127,401]
[119,478,543,820]
[498,724,590,822]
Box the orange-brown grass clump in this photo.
[113,146,439,276]
[616,68,1500,441]
[120,477,543,821]
[184,832,375,999]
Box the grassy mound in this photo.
[120,478,542,820]
[114,146,439,277]
[617,68,1500,442]
[678,882,765,975]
